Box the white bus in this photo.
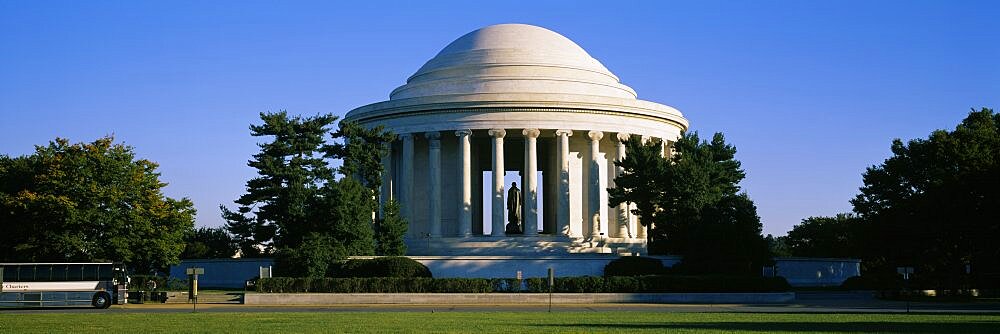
[0,263,128,308]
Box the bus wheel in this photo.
[92,292,112,309]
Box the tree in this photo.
[181,227,237,259]
[326,121,395,193]
[320,177,375,257]
[222,111,336,255]
[375,200,408,256]
[784,213,861,258]
[610,132,770,274]
[765,234,792,258]
[0,137,195,272]
[607,135,669,246]
[223,112,396,276]
[851,108,999,287]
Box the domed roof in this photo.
[389,24,638,100]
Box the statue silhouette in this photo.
[506,182,522,234]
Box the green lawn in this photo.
[1,312,998,333]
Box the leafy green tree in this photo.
[0,137,195,272]
[765,234,792,258]
[851,108,999,287]
[784,213,861,258]
[275,232,340,278]
[375,200,408,256]
[610,132,770,274]
[181,227,237,259]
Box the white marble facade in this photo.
[345,24,689,255]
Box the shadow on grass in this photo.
[529,321,1000,333]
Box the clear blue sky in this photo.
[2,1,997,236]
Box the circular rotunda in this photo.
[345,24,688,260]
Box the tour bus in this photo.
[0,263,128,308]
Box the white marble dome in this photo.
[391,24,637,100]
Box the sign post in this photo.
[897,266,914,313]
[547,268,554,313]
[186,267,204,312]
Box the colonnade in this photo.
[380,128,668,240]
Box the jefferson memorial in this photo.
[345,24,689,276]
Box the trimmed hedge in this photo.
[128,275,188,291]
[604,257,669,277]
[332,257,432,278]
[256,275,790,293]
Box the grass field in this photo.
[2,312,999,333]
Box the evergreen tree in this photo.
[375,200,408,256]
[607,135,669,245]
[223,112,397,275]
[326,121,395,193]
[610,132,769,274]
[222,111,336,254]
[322,177,375,256]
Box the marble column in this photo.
[587,130,603,238]
[379,142,392,217]
[489,129,506,237]
[426,132,441,237]
[400,133,414,222]
[615,133,632,238]
[522,128,540,236]
[555,129,573,236]
[456,129,473,236]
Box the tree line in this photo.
[774,108,999,288]
[0,112,404,276]
[4,107,992,285]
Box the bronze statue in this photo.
[506,182,522,234]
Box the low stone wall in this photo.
[244,292,794,305]
[169,258,275,288]
[408,255,682,279]
[774,257,861,287]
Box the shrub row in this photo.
[128,275,188,291]
[603,256,670,277]
[331,257,432,278]
[256,275,790,293]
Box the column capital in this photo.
[587,130,604,141]
[616,132,631,143]
[424,131,441,140]
[488,128,506,138]
[522,128,541,139]
[455,129,472,137]
[555,129,573,137]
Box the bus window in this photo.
[67,264,83,281]
[50,264,67,281]
[2,266,16,282]
[18,265,35,282]
[82,264,99,281]
[35,265,52,282]
[98,264,113,280]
